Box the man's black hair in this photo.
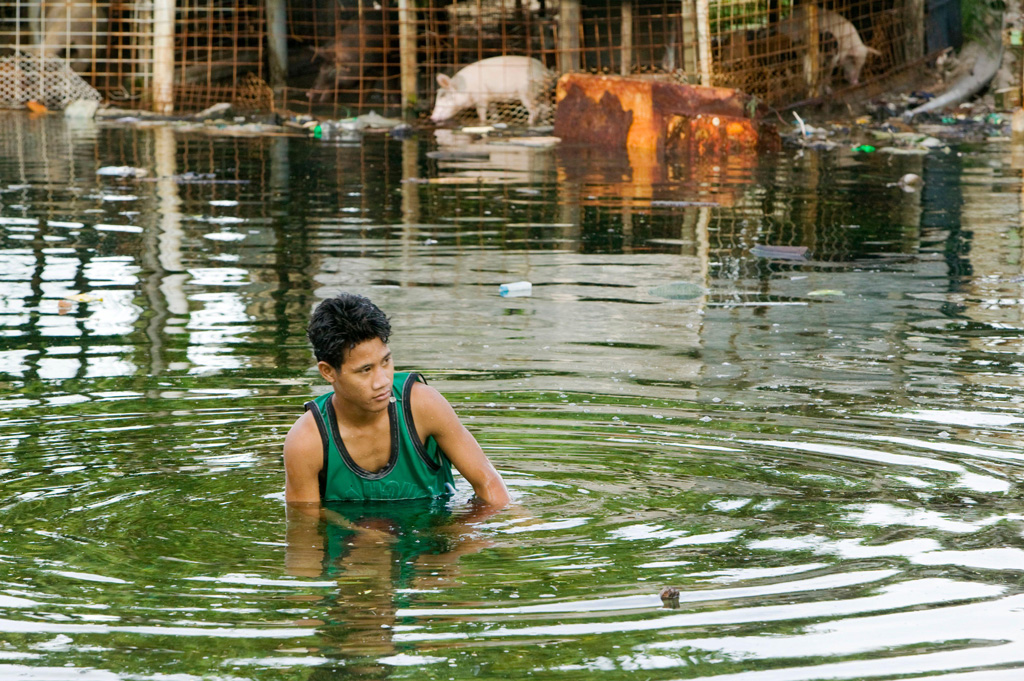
[307,293,391,368]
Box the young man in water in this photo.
[284,293,510,507]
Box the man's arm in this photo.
[411,382,510,507]
[284,411,323,510]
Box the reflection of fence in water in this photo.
[0,116,285,381]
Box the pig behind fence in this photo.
[430,56,553,126]
[29,0,109,73]
[777,6,880,86]
[306,8,394,103]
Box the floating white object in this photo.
[97,166,148,178]
[499,281,532,297]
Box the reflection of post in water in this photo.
[141,126,187,375]
[285,500,496,675]
[921,152,970,280]
[400,137,421,290]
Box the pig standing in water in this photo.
[307,10,389,102]
[431,56,551,126]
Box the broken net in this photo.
[0,54,102,110]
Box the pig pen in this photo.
[0,0,939,117]
[281,0,932,119]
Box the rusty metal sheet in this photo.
[554,73,779,159]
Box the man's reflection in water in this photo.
[286,499,498,678]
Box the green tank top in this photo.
[304,372,456,501]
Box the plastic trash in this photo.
[97,166,149,178]
[887,173,923,193]
[851,144,876,153]
[499,281,532,297]
[64,99,99,120]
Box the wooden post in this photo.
[805,3,819,98]
[266,0,288,102]
[621,0,633,76]
[153,0,175,114]
[695,0,712,86]
[904,0,925,62]
[559,0,581,72]
[681,0,698,77]
[398,0,417,114]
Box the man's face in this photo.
[319,337,394,414]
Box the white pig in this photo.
[431,56,551,126]
[779,6,880,85]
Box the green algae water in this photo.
[1,111,1024,680]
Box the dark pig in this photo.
[306,10,390,102]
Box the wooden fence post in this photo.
[681,0,698,77]
[695,0,712,85]
[399,0,417,114]
[806,3,819,97]
[621,0,633,76]
[559,0,581,72]
[153,0,175,114]
[266,0,288,103]
[904,0,925,62]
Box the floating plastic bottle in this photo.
[499,281,532,297]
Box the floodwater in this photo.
[0,111,1023,681]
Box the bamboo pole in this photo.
[266,0,288,102]
[620,0,633,76]
[153,0,175,114]
[398,0,417,114]
[695,0,711,85]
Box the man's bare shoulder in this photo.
[283,410,323,467]
[409,380,464,436]
[284,409,324,503]
[410,380,457,416]
[409,380,447,407]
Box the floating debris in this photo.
[97,166,149,178]
[649,281,706,300]
[650,200,720,208]
[499,281,532,297]
[426,150,491,160]
[807,289,846,297]
[64,99,99,120]
[204,232,246,242]
[94,224,143,233]
[750,245,809,260]
[887,173,924,193]
[490,136,561,148]
[63,293,102,303]
[875,147,930,156]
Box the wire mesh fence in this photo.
[0,0,926,116]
